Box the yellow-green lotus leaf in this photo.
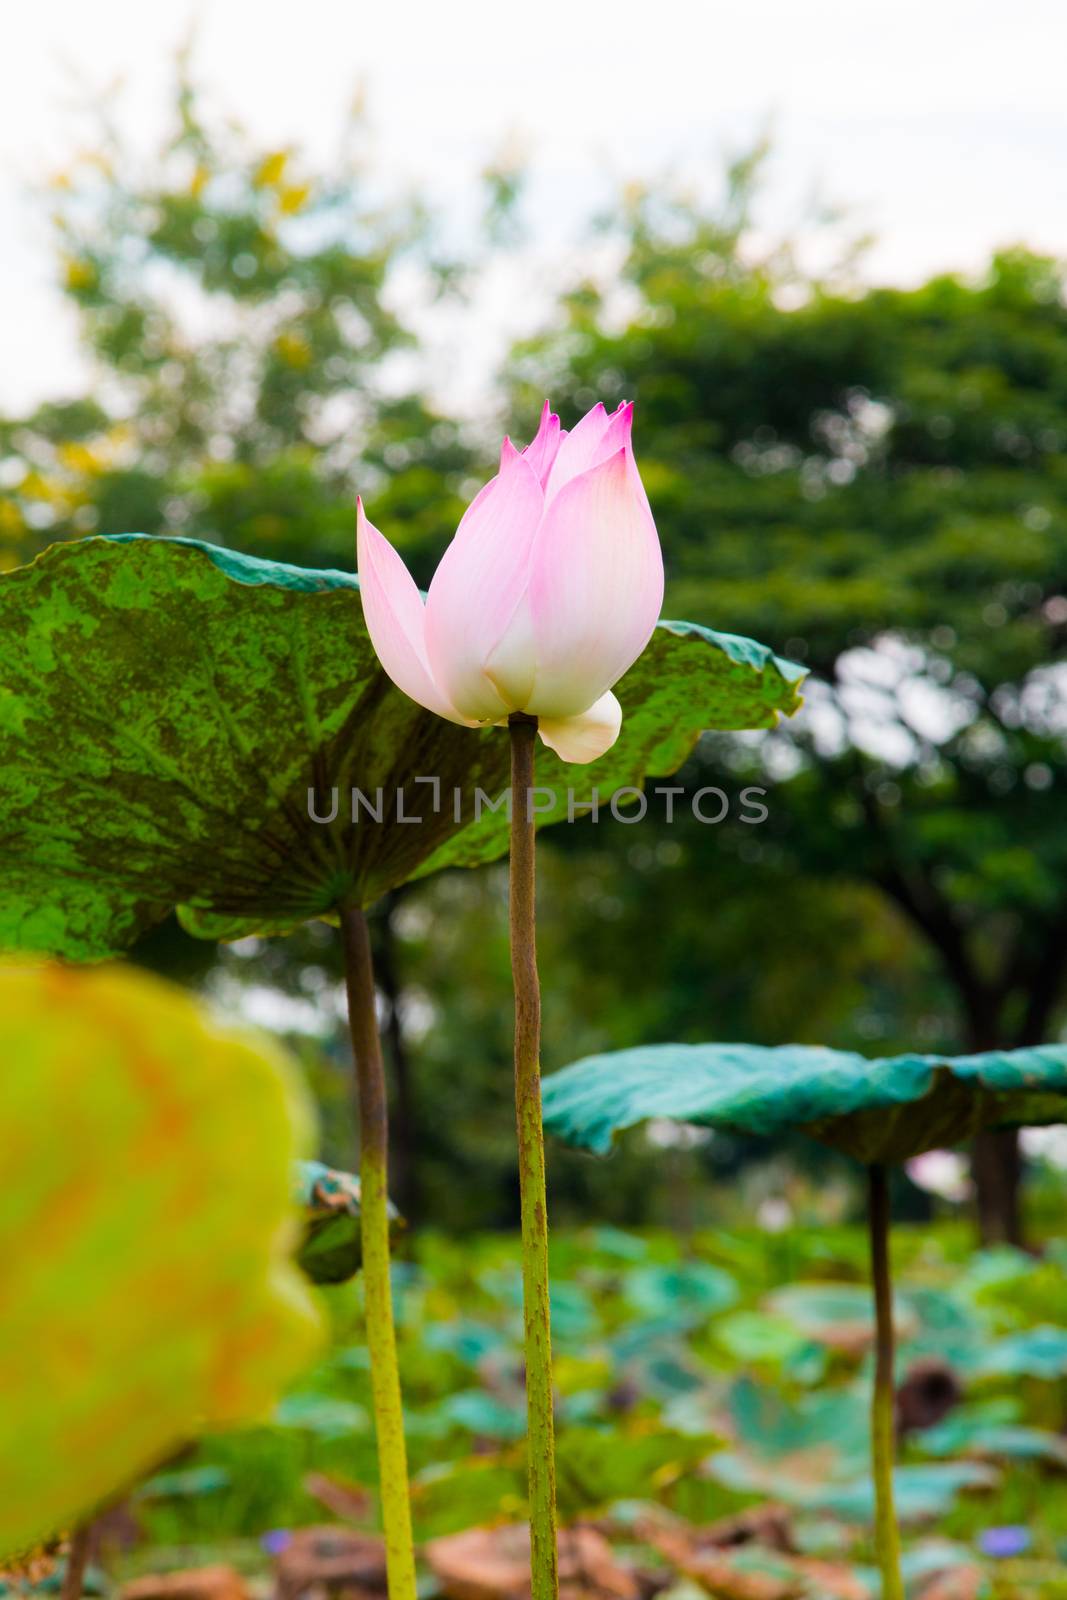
[0,961,323,1556]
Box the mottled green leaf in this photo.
[0,960,322,1556]
[0,535,804,959]
[542,1041,1067,1163]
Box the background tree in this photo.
[510,165,1067,1242]
[0,63,476,574]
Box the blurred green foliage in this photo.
[121,1220,1067,1593]
[0,66,474,574]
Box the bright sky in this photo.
[3,0,1067,413]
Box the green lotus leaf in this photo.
[713,1309,811,1365]
[136,1466,232,1501]
[818,1462,998,1524]
[0,535,804,960]
[273,1393,370,1437]
[541,1042,1067,1164]
[711,1380,997,1521]
[920,1403,1067,1467]
[553,1426,721,1517]
[0,960,322,1556]
[767,1283,882,1344]
[422,1318,512,1366]
[435,1390,527,1441]
[893,1286,986,1375]
[973,1325,1067,1381]
[623,1261,739,1323]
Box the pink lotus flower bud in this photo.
[356,400,664,763]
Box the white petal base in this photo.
[536,690,622,764]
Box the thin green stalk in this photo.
[509,714,559,1600]
[868,1163,905,1600]
[340,905,417,1600]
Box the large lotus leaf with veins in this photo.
[0,535,804,959]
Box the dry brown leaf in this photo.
[913,1567,984,1600]
[122,1567,251,1600]
[272,1529,387,1600]
[302,1474,374,1526]
[425,1523,641,1600]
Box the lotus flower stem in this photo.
[60,1523,92,1600]
[340,905,417,1600]
[867,1163,905,1600]
[509,714,559,1600]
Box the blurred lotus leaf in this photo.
[954,1247,1035,1298]
[541,1042,1067,1163]
[0,960,322,1556]
[972,1325,1067,1381]
[646,1520,873,1600]
[713,1309,813,1367]
[899,1541,987,1598]
[294,1159,401,1285]
[919,1403,1067,1467]
[135,1467,233,1501]
[710,1381,997,1522]
[767,1284,873,1353]
[767,1284,919,1356]
[434,1391,528,1442]
[0,535,804,959]
[273,1393,370,1438]
[624,1261,739,1325]
[820,1462,998,1525]
[554,1426,721,1518]
[409,1453,530,1540]
[477,1267,596,1342]
[422,1319,513,1368]
[889,1291,987,1385]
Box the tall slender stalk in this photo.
[340,904,417,1600]
[867,1163,905,1600]
[508,714,559,1600]
[60,1523,92,1600]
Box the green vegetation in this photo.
[123,1221,1067,1596]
